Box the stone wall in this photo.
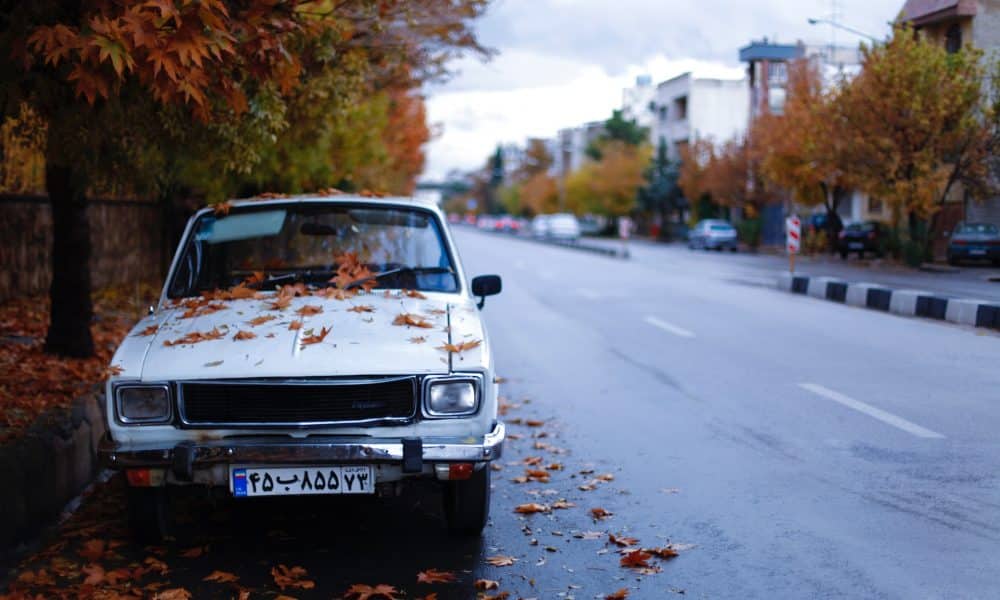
[0,195,163,302]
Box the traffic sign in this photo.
[786,215,801,254]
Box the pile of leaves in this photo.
[0,283,157,442]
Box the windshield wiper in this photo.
[345,266,454,290]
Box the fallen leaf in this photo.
[546,463,564,471]
[233,330,256,341]
[154,589,192,600]
[576,531,605,540]
[514,503,550,514]
[213,201,233,216]
[437,339,482,354]
[135,324,159,336]
[316,287,356,300]
[409,336,426,344]
[606,588,630,599]
[403,289,427,299]
[79,539,106,561]
[300,326,331,347]
[81,563,105,585]
[106,364,124,376]
[348,305,375,313]
[475,579,500,590]
[620,550,653,569]
[163,328,225,346]
[268,295,293,310]
[416,568,456,584]
[646,546,680,559]
[203,360,224,367]
[296,304,323,316]
[144,556,170,575]
[485,555,517,567]
[344,583,401,599]
[590,507,613,520]
[289,320,303,330]
[393,313,433,328]
[271,564,315,591]
[595,473,615,482]
[247,315,276,326]
[522,456,543,466]
[203,570,239,583]
[609,533,639,547]
[551,500,575,510]
[525,419,545,427]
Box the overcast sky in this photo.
[421,0,904,180]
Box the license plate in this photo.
[848,242,863,249]
[231,465,374,497]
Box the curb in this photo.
[0,391,106,564]
[777,272,1000,330]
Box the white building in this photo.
[621,75,657,132]
[554,121,605,180]
[649,72,749,161]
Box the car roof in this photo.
[193,194,443,219]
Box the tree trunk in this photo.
[44,160,94,358]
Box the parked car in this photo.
[495,214,521,233]
[101,195,505,540]
[476,214,495,231]
[578,215,603,236]
[688,219,738,251]
[837,221,886,259]
[546,213,581,241]
[947,222,1000,265]
[531,215,550,238]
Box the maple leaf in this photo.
[646,546,680,560]
[522,456,543,465]
[546,463,564,471]
[213,201,233,216]
[409,336,426,344]
[524,419,545,427]
[620,550,652,569]
[344,583,401,600]
[79,539,106,561]
[268,295,293,310]
[296,304,323,316]
[154,589,193,600]
[81,563,106,585]
[609,533,639,547]
[403,289,427,299]
[288,320,303,330]
[16,569,56,586]
[316,287,356,300]
[606,588,630,600]
[233,330,256,341]
[524,469,550,482]
[331,252,376,291]
[271,564,315,591]
[144,556,170,575]
[300,326,331,347]
[475,579,500,590]
[436,339,482,354]
[163,327,225,346]
[590,507,613,520]
[348,304,375,313]
[595,473,615,481]
[228,283,260,300]
[551,500,575,510]
[485,555,516,567]
[106,364,124,377]
[135,324,159,336]
[416,568,456,584]
[247,315,276,326]
[514,503,550,514]
[393,313,433,328]
[179,546,205,558]
[203,570,239,583]
[243,271,265,286]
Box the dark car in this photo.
[947,222,1000,266]
[837,221,885,259]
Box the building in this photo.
[621,75,657,132]
[553,121,605,180]
[901,0,1000,229]
[649,72,749,161]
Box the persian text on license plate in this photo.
[231,465,374,497]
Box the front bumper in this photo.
[100,422,505,471]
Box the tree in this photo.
[566,140,650,217]
[637,138,684,239]
[1,0,489,357]
[677,138,714,218]
[752,59,850,248]
[520,171,559,215]
[838,24,999,248]
[586,109,647,160]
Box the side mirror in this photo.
[471,275,502,309]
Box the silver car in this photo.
[688,219,739,251]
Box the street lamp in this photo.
[807,17,879,43]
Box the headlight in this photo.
[426,379,478,416]
[116,385,171,424]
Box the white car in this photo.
[531,214,550,238]
[101,195,505,540]
[546,213,581,241]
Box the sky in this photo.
[421,0,904,181]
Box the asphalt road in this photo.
[6,229,1000,599]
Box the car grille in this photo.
[179,378,417,427]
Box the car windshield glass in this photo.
[710,224,733,231]
[956,223,998,235]
[167,203,458,298]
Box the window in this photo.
[673,96,688,121]
[945,24,962,54]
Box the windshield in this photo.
[955,223,998,235]
[166,203,458,298]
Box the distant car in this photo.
[531,215,550,238]
[476,215,495,231]
[447,213,461,224]
[578,216,603,236]
[688,219,738,251]
[837,221,885,259]
[546,213,581,241]
[947,222,1000,266]
[495,215,520,233]
[463,213,477,226]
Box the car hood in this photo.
[952,234,997,243]
[109,291,487,381]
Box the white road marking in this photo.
[798,383,945,439]
[644,316,695,338]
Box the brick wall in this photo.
[0,195,164,303]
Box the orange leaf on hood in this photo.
[344,583,401,599]
[300,326,331,347]
[393,313,433,328]
[416,568,456,583]
[233,330,256,341]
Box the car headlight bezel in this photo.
[114,383,173,425]
[422,375,481,418]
